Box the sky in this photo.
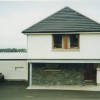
[0,0,100,49]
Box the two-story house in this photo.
[22,7,100,86]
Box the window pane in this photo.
[69,34,79,48]
[53,35,62,48]
[45,64,60,70]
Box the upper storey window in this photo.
[53,34,79,49]
[53,35,62,48]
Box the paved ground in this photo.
[0,81,100,100]
[28,84,100,91]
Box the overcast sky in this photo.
[0,0,100,49]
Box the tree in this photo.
[0,48,27,52]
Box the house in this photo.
[22,7,100,86]
[0,52,28,81]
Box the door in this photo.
[84,64,96,81]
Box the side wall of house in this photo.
[0,60,28,81]
[27,33,100,59]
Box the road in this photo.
[0,81,100,100]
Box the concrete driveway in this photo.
[0,81,100,100]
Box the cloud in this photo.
[0,1,100,48]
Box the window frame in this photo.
[52,33,80,50]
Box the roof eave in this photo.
[22,30,100,34]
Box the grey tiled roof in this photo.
[22,7,100,33]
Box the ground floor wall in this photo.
[31,63,87,85]
[0,60,28,81]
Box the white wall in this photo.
[27,33,100,59]
[0,52,27,59]
[97,68,100,85]
[96,64,100,85]
[0,60,28,80]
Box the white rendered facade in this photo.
[27,33,100,60]
[0,53,28,81]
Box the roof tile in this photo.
[22,7,100,33]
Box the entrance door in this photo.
[84,64,96,81]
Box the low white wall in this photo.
[0,53,28,81]
[0,60,28,81]
[97,64,100,85]
[0,52,27,59]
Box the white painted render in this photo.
[0,52,27,59]
[96,64,100,85]
[97,68,100,85]
[0,53,28,81]
[27,33,100,59]
[0,60,28,80]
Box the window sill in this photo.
[52,48,80,52]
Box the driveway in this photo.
[0,81,100,100]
